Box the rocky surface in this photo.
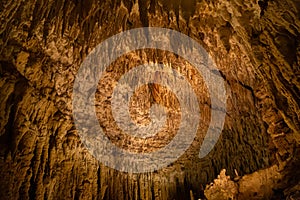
[0,0,299,199]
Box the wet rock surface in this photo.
[0,0,299,199]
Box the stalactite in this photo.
[0,0,299,199]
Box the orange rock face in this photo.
[0,0,299,199]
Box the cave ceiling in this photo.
[0,0,299,199]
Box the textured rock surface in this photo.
[0,0,299,199]
[205,157,300,200]
[204,169,238,200]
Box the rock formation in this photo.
[0,0,299,199]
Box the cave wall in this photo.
[0,0,299,199]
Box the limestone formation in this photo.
[0,0,299,199]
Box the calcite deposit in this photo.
[0,0,299,199]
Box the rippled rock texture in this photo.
[0,0,299,199]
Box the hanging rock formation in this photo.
[0,0,299,199]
